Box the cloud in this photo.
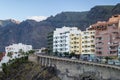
[27,16,47,22]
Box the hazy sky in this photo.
[0,0,120,21]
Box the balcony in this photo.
[109,47,118,51]
[109,43,118,45]
[91,45,95,47]
[91,49,95,52]
[112,31,119,35]
[109,51,118,55]
[96,51,102,54]
[96,41,103,44]
[96,38,102,41]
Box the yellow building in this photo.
[70,32,81,54]
[81,29,95,59]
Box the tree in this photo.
[19,49,23,54]
[2,63,10,75]
[19,49,23,53]
[118,57,120,62]
[0,52,3,56]
[105,56,111,63]
[7,52,13,58]
[63,52,69,57]
[44,49,48,54]
[28,50,35,55]
[69,52,75,58]
[75,54,80,59]
[19,49,26,57]
[54,50,58,56]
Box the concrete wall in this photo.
[28,54,38,63]
[29,55,120,80]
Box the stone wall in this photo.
[29,55,120,80]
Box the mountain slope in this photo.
[45,11,88,30]
[43,4,120,30]
[16,20,54,49]
[0,20,54,51]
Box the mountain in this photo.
[0,3,120,51]
[0,19,20,27]
[112,3,120,15]
[43,3,120,30]
[45,11,88,30]
[16,20,54,49]
[0,20,54,51]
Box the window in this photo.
[96,51,102,54]
[108,42,110,44]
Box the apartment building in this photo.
[53,26,81,54]
[47,32,53,54]
[88,15,120,58]
[81,29,95,60]
[70,30,81,54]
[0,43,32,67]
[5,43,32,54]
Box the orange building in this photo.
[88,15,120,58]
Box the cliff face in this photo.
[0,4,120,51]
[0,60,60,80]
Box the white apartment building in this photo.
[0,43,32,67]
[81,29,95,60]
[5,43,32,54]
[53,26,81,54]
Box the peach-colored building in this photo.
[88,15,120,58]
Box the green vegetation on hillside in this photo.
[0,57,60,80]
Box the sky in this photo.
[0,0,120,21]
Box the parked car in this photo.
[71,57,77,60]
[108,60,114,65]
[101,59,106,63]
[107,60,120,66]
[114,60,120,66]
